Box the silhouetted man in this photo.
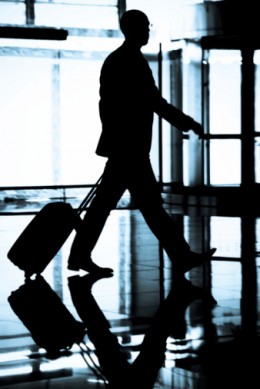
[68,9,216,275]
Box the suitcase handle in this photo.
[77,173,103,215]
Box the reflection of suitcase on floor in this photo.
[8,275,86,356]
[7,174,103,278]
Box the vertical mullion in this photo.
[52,53,61,184]
[117,0,126,20]
[202,48,210,185]
[158,43,163,185]
[25,0,35,26]
[241,49,255,187]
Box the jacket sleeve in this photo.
[152,86,196,132]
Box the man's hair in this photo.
[120,9,149,36]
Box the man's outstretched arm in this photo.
[153,90,204,139]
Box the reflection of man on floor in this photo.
[68,273,217,389]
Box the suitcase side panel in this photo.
[7,202,81,276]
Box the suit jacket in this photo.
[96,41,194,158]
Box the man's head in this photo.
[120,10,150,47]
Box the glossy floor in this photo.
[0,200,259,388]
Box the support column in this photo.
[241,49,255,187]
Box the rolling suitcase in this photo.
[8,275,86,357]
[7,174,103,278]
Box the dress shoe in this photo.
[68,258,113,276]
[175,248,217,274]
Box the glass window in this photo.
[183,138,189,186]
[256,218,260,261]
[0,55,53,186]
[209,139,241,185]
[210,216,241,258]
[34,3,118,29]
[0,1,25,25]
[208,50,241,135]
[0,49,111,187]
[255,137,260,184]
[0,42,161,187]
[254,50,260,133]
[59,57,106,184]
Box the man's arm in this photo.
[155,97,204,139]
[151,81,204,138]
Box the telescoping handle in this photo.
[76,174,103,216]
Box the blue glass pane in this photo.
[255,137,260,184]
[256,218,260,258]
[0,56,54,186]
[0,39,161,187]
[0,52,108,186]
[209,50,241,135]
[183,138,189,186]
[59,58,106,184]
[210,216,241,258]
[209,139,241,185]
[0,2,25,25]
[254,51,260,133]
[35,3,119,29]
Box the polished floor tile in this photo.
[0,201,259,388]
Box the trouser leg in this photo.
[140,204,190,262]
[127,158,190,264]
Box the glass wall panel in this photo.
[208,50,241,135]
[0,44,160,187]
[254,51,260,184]
[210,216,241,258]
[0,55,53,186]
[255,137,260,184]
[256,218,260,261]
[183,138,189,186]
[209,139,241,185]
[0,49,110,187]
[35,3,118,29]
[254,50,260,133]
[0,1,25,25]
[183,41,203,186]
[59,57,105,184]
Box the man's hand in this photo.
[191,120,204,139]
